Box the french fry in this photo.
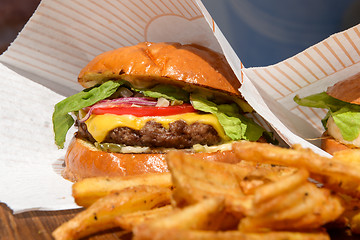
[320,149,360,198]
[243,169,310,217]
[250,182,313,218]
[52,185,171,240]
[135,198,226,231]
[330,194,360,231]
[72,172,172,207]
[236,161,296,195]
[312,174,360,198]
[115,205,173,231]
[351,212,360,234]
[232,141,360,180]
[253,168,309,205]
[333,149,360,164]
[232,141,360,197]
[239,182,344,232]
[236,160,296,181]
[229,169,309,217]
[166,151,248,207]
[133,197,240,240]
[133,229,330,240]
[54,141,359,239]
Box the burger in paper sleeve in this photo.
[53,42,274,181]
[294,74,360,155]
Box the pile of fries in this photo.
[53,141,360,240]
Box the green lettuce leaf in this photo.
[53,81,122,148]
[294,92,342,112]
[294,92,360,141]
[140,84,189,102]
[190,93,266,141]
[332,108,360,141]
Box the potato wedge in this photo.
[52,185,171,240]
[133,197,241,240]
[330,194,360,231]
[253,168,309,205]
[134,228,329,240]
[166,151,307,218]
[351,212,360,234]
[333,149,360,164]
[236,161,296,195]
[229,169,309,217]
[232,141,360,197]
[166,151,247,207]
[239,182,344,232]
[72,172,172,207]
[115,205,173,231]
[135,198,225,231]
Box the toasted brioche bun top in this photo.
[78,42,241,96]
[327,73,360,105]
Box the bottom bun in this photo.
[63,137,239,181]
[321,132,352,155]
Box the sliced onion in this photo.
[97,97,157,106]
[78,97,157,123]
[118,87,133,98]
[156,97,170,107]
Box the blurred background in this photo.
[0,0,40,53]
[204,0,360,67]
[1,0,360,67]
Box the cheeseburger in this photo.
[294,74,360,155]
[53,42,272,181]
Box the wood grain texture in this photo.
[0,203,357,240]
[0,203,131,240]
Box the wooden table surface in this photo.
[0,203,132,240]
[1,202,360,240]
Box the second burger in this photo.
[294,74,360,155]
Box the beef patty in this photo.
[76,120,221,149]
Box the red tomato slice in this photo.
[91,103,197,117]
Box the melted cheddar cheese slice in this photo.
[85,113,228,143]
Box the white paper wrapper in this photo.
[0,0,358,213]
[0,0,237,213]
[243,25,360,149]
